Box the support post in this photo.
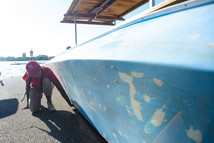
[74,13,77,45]
[150,0,155,8]
[113,18,116,25]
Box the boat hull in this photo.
[48,1,214,142]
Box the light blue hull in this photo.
[48,0,214,142]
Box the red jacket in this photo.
[23,66,58,87]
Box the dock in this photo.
[0,76,107,143]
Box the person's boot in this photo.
[47,101,56,112]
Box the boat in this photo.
[47,0,214,142]
[10,62,22,65]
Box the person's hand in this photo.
[22,105,29,110]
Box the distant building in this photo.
[37,54,48,60]
[37,54,48,57]
[7,56,14,60]
[30,49,33,57]
[22,53,26,58]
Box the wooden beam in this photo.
[89,0,112,14]
[89,0,116,21]
[70,0,82,14]
[61,20,114,26]
[64,13,125,21]
[155,0,188,10]
[118,0,149,18]
[146,0,188,14]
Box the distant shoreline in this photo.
[0,56,54,61]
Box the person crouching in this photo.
[22,60,72,113]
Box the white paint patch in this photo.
[131,72,144,78]
[99,104,107,111]
[103,132,107,140]
[118,130,128,139]
[119,72,144,121]
[209,43,214,48]
[143,94,151,102]
[191,34,200,40]
[186,126,202,143]
[107,84,110,88]
[127,109,134,117]
[126,106,132,109]
[151,107,166,127]
[89,102,94,106]
[131,94,143,120]
[88,90,91,95]
[99,104,102,108]
[118,130,123,136]
[119,72,132,83]
[104,106,107,111]
[113,132,119,143]
[81,88,96,112]
[143,94,156,103]
[153,78,164,87]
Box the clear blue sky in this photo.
[0,0,164,57]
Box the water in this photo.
[0,60,48,78]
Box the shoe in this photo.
[47,101,56,112]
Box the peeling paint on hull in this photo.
[47,1,214,143]
[49,60,214,143]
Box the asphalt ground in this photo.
[0,76,107,143]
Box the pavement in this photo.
[0,76,107,143]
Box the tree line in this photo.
[0,56,54,61]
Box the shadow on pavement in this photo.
[0,98,18,119]
[32,106,107,143]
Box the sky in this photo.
[0,0,163,57]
